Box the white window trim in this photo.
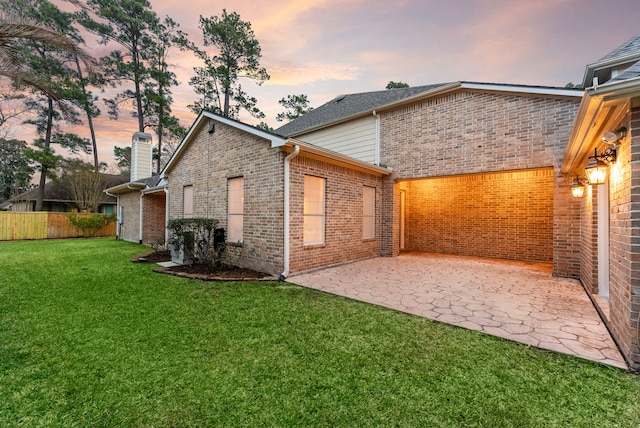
[183,185,193,218]
[228,177,244,243]
[363,186,375,239]
[304,175,325,245]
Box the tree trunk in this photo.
[132,44,144,132]
[35,97,55,212]
[75,57,99,172]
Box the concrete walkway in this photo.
[288,252,627,369]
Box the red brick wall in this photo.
[399,168,554,262]
[579,185,598,293]
[142,192,166,245]
[608,106,639,370]
[165,121,285,275]
[288,156,383,273]
[379,90,581,275]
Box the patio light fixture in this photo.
[585,147,617,185]
[571,175,586,198]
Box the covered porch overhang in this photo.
[562,78,640,175]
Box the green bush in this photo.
[167,218,224,265]
[67,213,117,237]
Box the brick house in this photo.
[105,133,167,246]
[560,33,640,370]
[161,114,389,275]
[108,33,640,370]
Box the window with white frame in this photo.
[304,175,325,245]
[228,177,244,243]
[363,186,375,239]
[183,185,193,218]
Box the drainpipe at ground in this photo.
[280,145,300,281]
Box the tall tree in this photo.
[0,4,92,113]
[187,9,269,119]
[0,138,34,201]
[386,81,409,89]
[276,94,313,122]
[143,16,184,173]
[0,93,26,139]
[113,145,131,176]
[5,0,92,211]
[79,0,159,132]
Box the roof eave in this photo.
[282,139,392,176]
[561,81,636,175]
[104,182,146,195]
[287,82,581,138]
[583,52,640,88]
[163,111,287,175]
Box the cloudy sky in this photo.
[13,0,640,169]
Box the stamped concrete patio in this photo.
[288,252,627,369]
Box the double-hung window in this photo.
[363,186,375,239]
[183,185,193,218]
[304,175,325,245]
[228,177,244,243]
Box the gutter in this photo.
[279,144,300,281]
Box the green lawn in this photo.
[1,238,639,427]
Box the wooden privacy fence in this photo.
[0,212,116,241]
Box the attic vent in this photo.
[332,94,346,102]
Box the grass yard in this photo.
[1,238,639,427]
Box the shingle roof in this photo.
[599,33,640,62]
[608,60,640,84]
[275,83,451,137]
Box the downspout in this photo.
[138,191,143,244]
[279,144,300,281]
[373,110,380,165]
[164,187,169,244]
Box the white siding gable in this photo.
[297,116,376,164]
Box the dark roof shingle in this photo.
[599,33,640,62]
[275,83,450,137]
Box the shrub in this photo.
[67,213,117,237]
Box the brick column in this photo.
[627,106,640,370]
[553,170,582,278]
[380,174,399,257]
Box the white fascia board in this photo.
[460,82,583,98]
[104,182,146,194]
[199,112,286,146]
[283,139,392,176]
[161,111,287,175]
[583,53,640,85]
[588,76,640,99]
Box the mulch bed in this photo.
[132,250,275,281]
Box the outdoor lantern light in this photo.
[571,175,585,198]
[585,147,617,185]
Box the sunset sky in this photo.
[11,0,640,169]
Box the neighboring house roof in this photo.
[582,32,640,88]
[0,200,11,210]
[276,81,581,137]
[11,174,129,204]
